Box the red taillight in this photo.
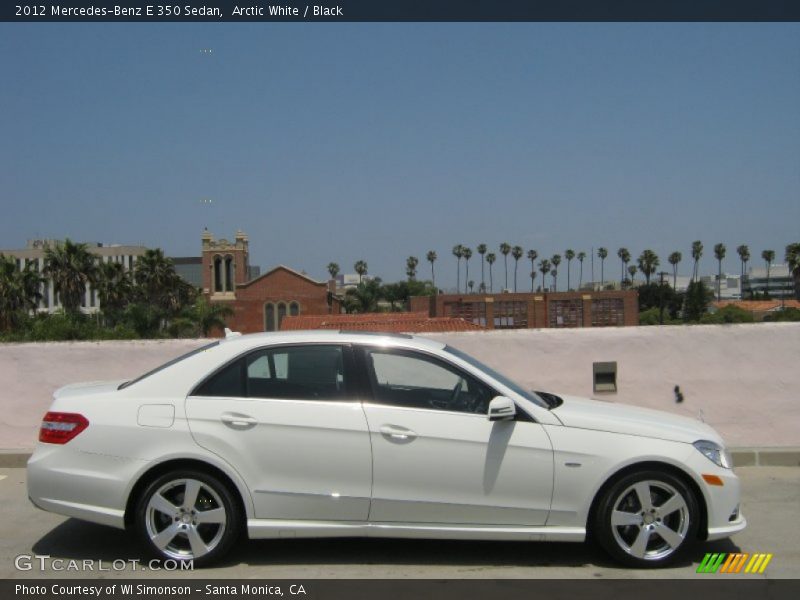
[39,412,89,444]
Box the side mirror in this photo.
[488,396,516,421]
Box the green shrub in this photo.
[700,305,755,324]
[638,308,661,325]
[764,307,800,322]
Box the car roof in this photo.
[217,329,447,352]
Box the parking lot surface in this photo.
[1,467,797,579]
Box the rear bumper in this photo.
[27,443,146,530]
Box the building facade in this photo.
[0,239,147,313]
[201,230,339,334]
[743,264,794,299]
[410,289,638,329]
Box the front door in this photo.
[358,345,554,526]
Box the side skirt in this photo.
[247,520,585,542]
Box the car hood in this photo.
[550,394,724,445]
[54,380,128,399]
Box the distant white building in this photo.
[743,264,794,299]
[700,274,742,300]
[335,273,372,291]
[0,239,148,314]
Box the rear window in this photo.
[194,344,347,401]
[118,342,220,390]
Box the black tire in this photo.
[594,469,699,568]
[134,469,241,567]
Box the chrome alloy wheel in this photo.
[144,478,227,560]
[610,479,690,561]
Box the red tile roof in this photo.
[281,312,485,333]
[713,300,800,312]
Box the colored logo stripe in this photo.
[698,553,773,574]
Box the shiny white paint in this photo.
[186,396,372,520]
[27,331,745,548]
[362,403,553,525]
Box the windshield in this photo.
[118,341,220,390]
[443,345,547,409]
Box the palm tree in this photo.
[736,245,750,282]
[597,247,608,289]
[762,250,775,298]
[344,278,382,313]
[135,248,177,309]
[539,259,551,291]
[786,243,800,300]
[468,280,474,293]
[0,254,43,331]
[96,260,132,319]
[327,262,340,280]
[426,251,437,289]
[713,243,726,301]
[691,241,704,282]
[627,264,637,284]
[511,245,523,292]
[354,260,368,284]
[551,254,561,291]
[577,251,586,288]
[637,250,660,285]
[486,252,496,292]
[500,243,511,291]
[564,249,575,290]
[406,256,419,281]
[43,239,98,313]
[477,244,487,291]
[617,248,631,285]
[462,247,473,293]
[527,250,538,291]
[452,245,464,293]
[668,252,682,290]
[192,297,234,337]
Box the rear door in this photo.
[185,343,372,521]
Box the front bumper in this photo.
[683,448,747,541]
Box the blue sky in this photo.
[1,23,798,288]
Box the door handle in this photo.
[379,425,417,442]
[220,413,257,429]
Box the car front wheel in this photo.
[134,469,241,566]
[595,470,699,567]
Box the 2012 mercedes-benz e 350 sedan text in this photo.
[28,331,745,567]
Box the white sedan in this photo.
[27,331,745,567]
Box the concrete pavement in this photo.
[2,466,798,579]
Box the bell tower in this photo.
[201,229,251,299]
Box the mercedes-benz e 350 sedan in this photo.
[28,331,745,567]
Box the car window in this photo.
[443,344,548,409]
[194,358,245,397]
[195,344,347,401]
[364,348,494,415]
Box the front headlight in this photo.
[694,440,733,469]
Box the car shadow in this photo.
[33,519,742,572]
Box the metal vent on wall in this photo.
[593,361,617,393]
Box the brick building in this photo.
[202,230,339,334]
[281,312,485,333]
[410,290,638,329]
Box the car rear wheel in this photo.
[594,469,699,567]
[134,469,241,566]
